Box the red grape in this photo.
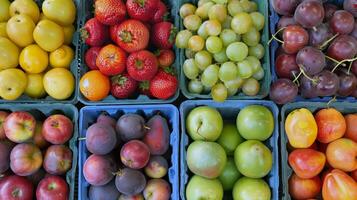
[282,25,309,54]
[350,21,357,40]
[324,3,338,22]
[337,70,357,96]
[299,75,319,98]
[275,53,299,79]
[271,0,300,16]
[296,46,326,76]
[327,35,357,61]
[277,16,297,32]
[270,79,298,104]
[309,23,333,49]
[344,0,357,18]
[329,10,355,34]
[352,60,357,76]
[315,70,340,97]
[294,0,324,29]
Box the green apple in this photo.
[219,157,241,191]
[186,106,223,141]
[217,123,244,155]
[233,177,271,200]
[186,175,223,200]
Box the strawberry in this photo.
[81,18,109,46]
[139,80,152,96]
[127,50,158,81]
[156,49,175,68]
[151,21,177,49]
[96,44,127,76]
[151,1,168,24]
[126,0,159,22]
[110,19,150,53]
[95,0,127,25]
[85,46,102,70]
[149,68,178,99]
[111,73,138,99]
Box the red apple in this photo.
[0,111,9,139]
[289,173,321,200]
[120,140,150,169]
[143,179,171,200]
[42,114,73,144]
[36,175,69,200]
[10,143,42,176]
[326,138,357,172]
[4,111,36,143]
[43,145,72,175]
[83,155,117,186]
[31,121,50,149]
[0,175,34,200]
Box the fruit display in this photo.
[78,105,179,200]
[0,0,77,102]
[176,0,269,102]
[281,102,357,199]
[180,100,278,200]
[270,0,357,104]
[0,104,77,200]
[79,0,179,103]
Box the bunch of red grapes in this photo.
[270,0,357,104]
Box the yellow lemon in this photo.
[33,19,64,52]
[0,37,19,70]
[42,0,76,26]
[43,68,74,100]
[9,0,40,23]
[63,25,75,45]
[25,73,46,98]
[0,0,10,22]
[0,68,27,100]
[19,44,48,73]
[49,45,74,68]
[0,22,7,38]
[6,14,35,47]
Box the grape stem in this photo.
[331,56,357,73]
[268,27,285,45]
[325,55,346,67]
[327,96,337,108]
[292,72,300,86]
[318,33,339,50]
[348,61,353,75]
[292,68,317,84]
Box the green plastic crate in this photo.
[177,0,271,100]
[0,104,78,200]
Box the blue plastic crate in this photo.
[78,105,179,200]
[180,100,280,200]
[269,0,355,102]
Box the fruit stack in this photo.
[176,0,268,102]
[79,105,179,200]
[0,0,77,101]
[282,102,357,199]
[0,105,77,200]
[79,0,178,103]
[270,0,357,104]
[181,101,278,200]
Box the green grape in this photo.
[188,35,205,52]
[176,30,193,49]
[237,59,254,79]
[240,0,257,12]
[180,3,197,18]
[242,78,260,96]
[219,62,238,82]
[228,0,244,16]
[206,20,222,36]
[226,42,248,62]
[195,2,214,20]
[214,48,229,63]
[224,76,244,96]
[195,50,213,70]
[227,86,239,96]
[188,79,204,94]
[231,12,252,34]
[198,0,212,7]
[248,44,265,59]
[222,16,232,29]
[185,49,196,59]
[220,29,238,47]
[201,64,219,87]
[245,56,261,73]
[203,85,212,94]
[206,36,223,54]
[250,12,265,31]
[212,0,228,4]
[211,83,228,102]
[197,21,209,39]
[208,4,227,23]
[184,14,202,31]
[242,27,260,47]
[183,59,200,80]
[253,66,265,80]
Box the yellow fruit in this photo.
[19,44,48,73]
[0,0,11,22]
[33,19,64,52]
[9,0,40,23]
[0,68,27,100]
[39,13,48,21]
[43,68,74,100]
[49,45,74,68]
[25,73,46,98]
[6,14,35,47]
[0,37,19,70]
[42,0,76,26]
[0,22,7,38]
[63,25,75,45]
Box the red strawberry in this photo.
[110,19,150,53]
[126,0,159,22]
[111,73,138,99]
[138,81,152,96]
[81,18,109,46]
[85,47,102,70]
[127,50,158,81]
[156,49,175,68]
[151,21,177,49]
[95,0,127,25]
[149,68,178,99]
[151,1,168,24]
[96,44,127,76]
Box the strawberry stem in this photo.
[120,31,133,43]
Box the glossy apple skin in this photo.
[4,111,36,143]
[345,114,357,142]
[144,156,168,179]
[36,175,69,200]
[288,149,326,178]
[42,115,73,145]
[120,140,150,169]
[322,169,357,200]
[289,173,321,200]
[32,121,50,149]
[326,138,357,172]
[142,115,170,155]
[10,143,42,176]
[315,108,346,144]
[0,175,34,200]
[143,179,171,200]
[0,111,9,139]
[43,145,72,175]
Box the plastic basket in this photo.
[0,104,78,200]
[178,0,271,100]
[77,0,180,105]
[180,100,279,200]
[78,105,180,200]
